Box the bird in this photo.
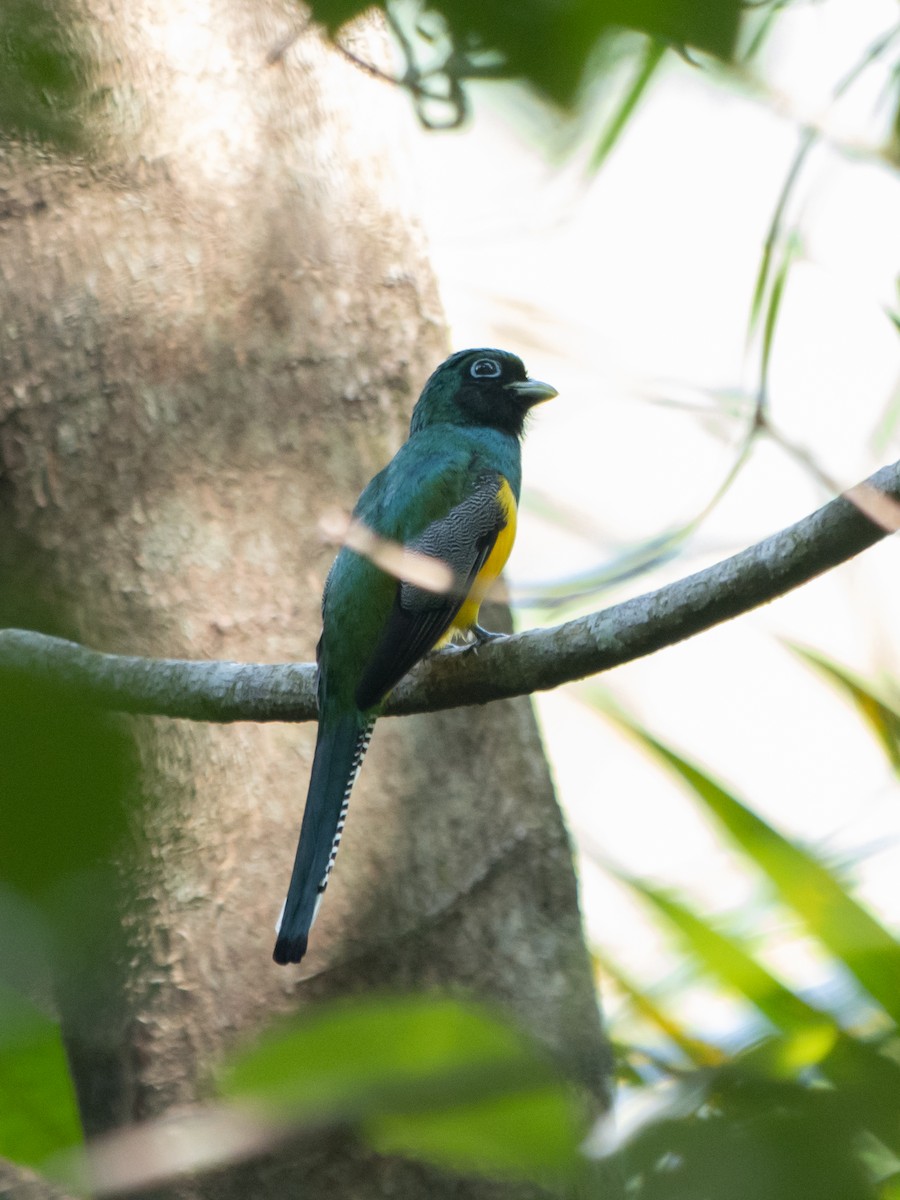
[273,348,557,965]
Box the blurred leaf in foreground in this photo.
[307,0,741,108]
[0,986,83,1168]
[592,695,900,1028]
[594,947,725,1069]
[0,664,137,1173]
[582,691,900,1194]
[613,1062,879,1200]
[222,994,585,1185]
[604,865,838,1040]
[791,645,900,775]
[0,674,135,908]
[0,0,93,152]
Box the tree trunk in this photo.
[0,0,607,1193]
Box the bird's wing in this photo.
[353,472,509,711]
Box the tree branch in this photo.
[1,460,897,723]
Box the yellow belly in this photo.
[448,477,517,638]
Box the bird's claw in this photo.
[454,625,507,656]
[471,624,504,645]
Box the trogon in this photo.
[273,348,557,964]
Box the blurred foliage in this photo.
[615,1066,881,1200]
[749,17,900,398]
[0,0,747,148]
[0,0,743,148]
[0,986,82,1168]
[0,669,137,1168]
[223,995,587,1186]
[0,0,93,153]
[588,36,667,171]
[582,687,900,1200]
[0,675,135,903]
[791,646,900,775]
[308,0,742,126]
[515,6,900,618]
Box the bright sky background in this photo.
[410,0,900,1041]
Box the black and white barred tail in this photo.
[273,713,375,965]
[313,717,374,908]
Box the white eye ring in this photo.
[470,358,501,379]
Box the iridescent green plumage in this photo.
[274,349,556,964]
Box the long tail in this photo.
[273,711,374,965]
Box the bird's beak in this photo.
[506,378,558,407]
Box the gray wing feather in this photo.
[399,475,506,611]
[354,474,507,710]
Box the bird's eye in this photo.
[470,358,501,379]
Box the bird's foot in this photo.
[471,624,504,645]
[454,625,508,656]
[432,626,507,660]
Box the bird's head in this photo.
[409,349,557,439]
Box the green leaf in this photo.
[741,0,789,63]
[308,0,740,107]
[759,229,801,398]
[0,987,83,1167]
[0,674,138,936]
[822,1035,900,1158]
[593,948,725,1066]
[224,995,529,1109]
[870,366,900,454]
[618,1074,877,1200]
[606,868,837,1040]
[599,861,900,1155]
[368,1084,580,1180]
[738,1025,842,1079]
[749,23,900,345]
[598,702,900,1026]
[0,0,93,153]
[222,995,583,1183]
[791,646,900,773]
[748,129,814,342]
[516,518,693,619]
[590,38,667,172]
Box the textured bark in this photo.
[0,1,607,1194]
